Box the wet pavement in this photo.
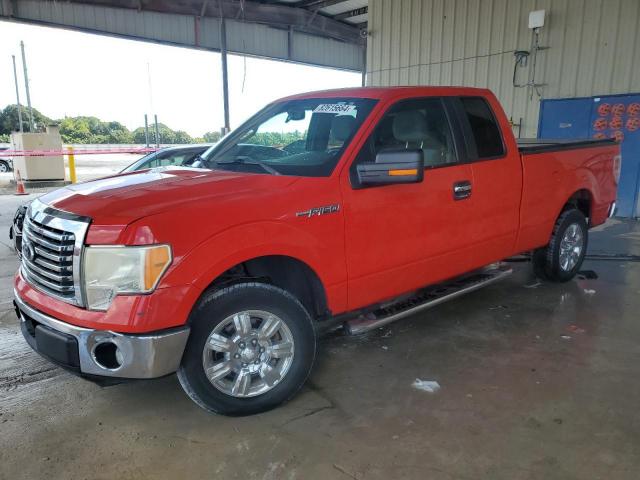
[1,213,639,479]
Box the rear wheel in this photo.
[178,282,316,416]
[0,160,10,173]
[532,208,588,282]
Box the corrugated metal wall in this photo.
[366,0,640,137]
[6,0,363,71]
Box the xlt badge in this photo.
[296,204,340,218]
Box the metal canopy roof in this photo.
[279,0,368,28]
[0,0,368,71]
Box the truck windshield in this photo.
[200,98,377,177]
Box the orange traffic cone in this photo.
[14,170,29,196]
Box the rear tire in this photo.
[0,160,10,173]
[177,282,316,416]
[532,208,588,282]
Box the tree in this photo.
[132,127,150,144]
[203,131,222,143]
[132,123,193,144]
[0,103,196,145]
[0,104,52,135]
[59,117,92,144]
[58,116,134,144]
[173,130,193,144]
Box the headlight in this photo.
[83,245,172,311]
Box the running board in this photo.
[344,264,513,335]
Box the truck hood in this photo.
[39,167,297,225]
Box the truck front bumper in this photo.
[14,290,190,379]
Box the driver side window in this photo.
[355,97,457,168]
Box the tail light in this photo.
[613,154,621,185]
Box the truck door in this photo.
[340,97,477,310]
[452,96,523,265]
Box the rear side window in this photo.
[460,97,505,158]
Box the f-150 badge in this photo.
[296,204,340,218]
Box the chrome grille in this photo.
[21,199,90,306]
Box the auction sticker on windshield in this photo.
[313,104,357,114]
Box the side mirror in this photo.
[356,149,424,186]
[286,110,306,122]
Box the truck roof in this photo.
[279,86,494,102]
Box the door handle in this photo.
[453,181,472,200]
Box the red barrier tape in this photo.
[1,147,159,156]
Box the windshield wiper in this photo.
[215,156,281,176]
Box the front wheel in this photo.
[177,282,316,416]
[532,208,588,282]
[0,160,10,173]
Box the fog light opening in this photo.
[92,341,123,370]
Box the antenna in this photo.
[20,41,35,132]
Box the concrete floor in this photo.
[1,187,639,478]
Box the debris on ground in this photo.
[333,464,359,480]
[381,345,389,350]
[583,289,596,295]
[578,270,598,279]
[567,325,586,334]
[561,335,572,340]
[381,330,393,338]
[524,281,542,289]
[412,379,440,393]
[489,305,508,310]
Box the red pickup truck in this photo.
[14,87,619,415]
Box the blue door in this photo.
[538,98,592,139]
[539,94,640,217]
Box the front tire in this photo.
[532,208,588,282]
[178,282,316,416]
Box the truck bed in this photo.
[517,137,618,154]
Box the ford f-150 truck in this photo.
[14,87,619,416]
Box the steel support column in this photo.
[220,16,230,133]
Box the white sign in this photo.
[313,103,357,114]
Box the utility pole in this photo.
[11,55,24,133]
[144,114,150,148]
[147,63,160,147]
[219,5,230,133]
[154,114,160,147]
[361,42,367,87]
[20,41,34,132]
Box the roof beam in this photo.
[333,6,367,21]
[294,0,349,10]
[64,0,362,43]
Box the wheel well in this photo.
[208,255,330,320]
[565,189,592,223]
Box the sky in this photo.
[0,20,360,137]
